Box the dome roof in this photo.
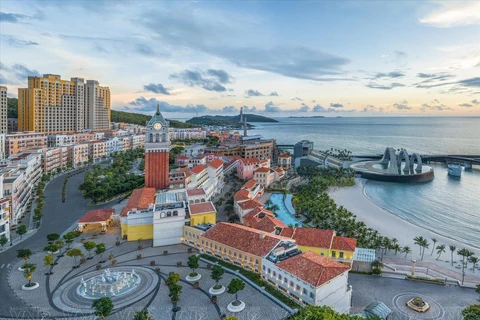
[147,104,168,127]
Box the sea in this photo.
[246,117,480,249]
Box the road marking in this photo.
[0,264,4,268]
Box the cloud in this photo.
[415,72,454,86]
[313,105,326,112]
[421,100,453,112]
[420,2,480,27]
[0,11,43,23]
[269,91,279,96]
[382,51,408,67]
[360,105,384,113]
[0,63,41,84]
[264,101,281,113]
[366,82,405,90]
[311,100,316,103]
[126,97,209,113]
[221,106,238,113]
[143,83,172,95]
[170,69,233,92]
[1,35,38,46]
[140,10,352,81]
[135,44,156,57]
[291,97,303,101]
[472,99,480,105]
[392,101,412,110]
[244,89,279,97]
[371,71,405,79]
[459,103,473,107]
[416,77,480,89]
[243,106,257,113]
[330,103,344,108]
[298,103,310,112]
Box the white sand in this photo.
[329,179,479,263]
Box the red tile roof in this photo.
[291,228,335,249]
[189,202,216,215]
[274,167,284,174]
[278,154,291,159]
[202,223,287,257]
[276,251,349,287]
[243,207,276,226]
[239,157,260,165]
[234,189,250,202]
[190,164,207,175]
[254,167,270,173]
[186,188,206,197]
[176,155,190,160]
[279,227,295,238]
[252,216,287,233]
[120,188,156,217]
[237,199,263,211]
[241,179,257,190]
[208,158,224,169]
[79,208,114,223]
[332,236,357,252]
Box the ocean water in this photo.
[249,117,480,248]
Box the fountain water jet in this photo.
[76,268,141,299]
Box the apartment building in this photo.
[0,86,7,134]
[7,118,18,133]
[0,134,5,160]
[0,174,11,242]
[42,147,69,173]
[88,140,107,161]
[67,144,89,168]
[169,128,206,140]
[5,132,47,157]
[237,157,270,180]
[18,74,110,134]
[130,134,145,149]
[105,137,124,156]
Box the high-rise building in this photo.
[144,104,170,190]
[18,74,110,134]
[0,86,7,134]
[86,80,110,131]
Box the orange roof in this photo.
[241,179,257,190]
[291,228,335,249]
[176,155,190,160]
[243,207,276,227]
[252,216,287,233]
[275,167,284,173]
[238,199,263,211]
[279,227,295,238]
[120,188,156,217]
[234,189,250,202]
[332,236,357,251]
[278,154,291,158]
[79,209,114,223]
[240,157,260,165]
[254,167,270,173]
[186,188,206,197]
[190,164,207,175]
[202,223,287,257]
[276,251,349,287]
[208,158,224,169]
[189,202,216,215]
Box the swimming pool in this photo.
[269,193,302,227]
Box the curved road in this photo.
[0,169,114,315]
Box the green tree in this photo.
[133,310,153,320]
[168,283,183,303]
[83,241,96,259]
[63,232,74,249]
[227,278,245,303]
[43,254,54,275]
[458,248,474,285]
[23,263,37,287]
[286,305,370,320]
[211,265,225,289]
[449,245,456,266]
[187,255,200,277]
[55,240,65,255]
[92,297,114,319]
[0,235,8,248]
[46,233,60,243]
[166,273,180,286]
[462,305,480,320]
[16,225,28,240]
[43,244,59,254]
[402,246,412,258]
[476,284,480,301]
[17,248,32,264]
[95,243,106,262]
[430,238,437,256]
[66,248,83,267]
[436,245,446,260]
[468,256,479,274]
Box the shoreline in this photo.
[329,179,479,256]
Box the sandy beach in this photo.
[329,179,479,274]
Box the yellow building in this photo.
[188,202,217,225]
[18,74,110,134]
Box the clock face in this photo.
[153,122,162,130]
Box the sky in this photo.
[0,0,479,117]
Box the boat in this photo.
[448,164,462,177]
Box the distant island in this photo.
[186,116,253,129]
[201,114,278,123]
[288,116,325,118]
[111,110,196,128]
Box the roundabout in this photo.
[392,293,444,320]
[52,266,158,313]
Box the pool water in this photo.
[269,193,302,227]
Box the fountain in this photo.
[406,297,430,312]
[77,268,141,299]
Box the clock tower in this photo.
[144,104,170,190]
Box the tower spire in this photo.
[156,103,160,114]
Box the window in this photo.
[233,252,236,257]
[206,241,208,246]
[340,252,344,258]
[303,288,307,295]
[310,292,314,299]
[290,281,294,287]
[320,253,324,256]
[273,271,276,277]
[332,251,336,258]
[278,275,282,281]
[262,265,265,271]
[229,250,232,255]
[201,240,204,245]
[268,268,271,274]
[215,245,217,250]
[296,284,300,291]
[255,259,259,264]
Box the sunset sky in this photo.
[1,0,479,117]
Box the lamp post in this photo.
[411,259,417,277]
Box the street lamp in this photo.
[411,259,417,277]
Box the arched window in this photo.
[149,133,153,142]
[173,211,178,216]
[167,211,172,217]
[156,133,160,142]
[195,199,200,204]
[160,212,165,218]
[201,198,206,203]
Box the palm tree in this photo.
[458,248,473,285]
[413,236,424,255]
[436,245,446,260]
[269,204,280,214]
[420,239,429,261]
[430,238,437,256]
[449,245,456,266]
[402,246,412,258]
[468,256,479,273]
[264,199,273,207]
[392,244,401,255]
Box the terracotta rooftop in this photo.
[254,167,270,173]
[275,167,284,174]
[332,236,358,252]
[239,157,260,165]
[208,158,224,169]
[243,207,276,226]
[291,228,335,249]
[279,227,295,238]
[79,208,114,223]
[190,164,207,175]
[120,188,156,217]
[202,222,288,257]
[241,179,257,190]
[278,154,291,158]
[189,202,216,215]
[176,155,190,160]
[252,216,287,233]
[234,189,250,202]
[186,188,206,197]
[237,199,264,211]
[276,251,349,287]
